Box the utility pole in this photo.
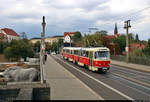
[40,16,46,84]
[124,20,131,63]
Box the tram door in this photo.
[89,51,93,66]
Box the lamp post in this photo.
[40,16,46,84]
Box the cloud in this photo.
[0,0,150,40]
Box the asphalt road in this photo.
[51,54,150,100]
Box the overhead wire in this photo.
[94,6,150,29]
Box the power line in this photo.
[94,6,150,28]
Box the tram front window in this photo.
[95,51,109,60]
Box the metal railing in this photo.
[111,55,150,66]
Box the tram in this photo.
[62,47,110,73]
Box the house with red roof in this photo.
[64,32,75,43]
[0,28,20,42]
[64,32,75,37]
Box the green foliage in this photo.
[45,42,52,52]
[51,42,59,53]
[4,40,35,61]
[4,47,13,60]
[33,41,41,52]
[135,34,139,42]
[82,30,108,47]
[0,42,9,54]
[95,30,108,37]
[72,31,82,42]
[58,38,64,47]
[142,39,150,56]
[113,35,126,52]
[129,49,145,57]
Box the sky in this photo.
[0,0,150,40]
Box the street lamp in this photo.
[40,16,46,84]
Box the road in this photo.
[51,54,150,100]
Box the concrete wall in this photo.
[0,82,50,101]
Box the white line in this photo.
[54,55,134,100]
[50,55,104,100]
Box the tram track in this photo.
[51,55,150,100]
[110,72,150,88]
[110,65,150,88]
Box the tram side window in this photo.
[82,50,86,57]
[86,51,89,57]
[66,49,70,54]
[71,50,72,54]
[89,52,93,58]
[74,50,78,55]
[78,50,81,56]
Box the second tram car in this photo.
[62,47,110,73]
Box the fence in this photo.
[110,55,150,66]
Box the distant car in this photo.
[51,52,56,55]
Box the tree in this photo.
[98,30,108,37]
[58,38,64,47]
[51,42,59,53]
[20,32,27,39]
[33,41,41,52]
[113,35,126,52]
[45,42,52,52]
[128,33,135,43]
[72,31,82,42]
[142,39,150,56]
[0,42,9,54]
[4,40,35,61]
[135,34,139,42]
[4,47,13,61]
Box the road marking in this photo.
[111,72,150,90]
[54,55,134,100]
[50,55,104,100]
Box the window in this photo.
[95,51,109,60]
[86,51,89,57]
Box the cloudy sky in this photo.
[0,0,150,40]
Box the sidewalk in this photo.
[45,55,102,100]
[111,60,150,73]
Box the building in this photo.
[0,28,20,42]
[30,38,41,44]
[63,32,75,47]
[45,36,64,44]
[30,35,64,44]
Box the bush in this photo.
[4,47,13,61]
[4,40,35,61]
[0,42,9,54]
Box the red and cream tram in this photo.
[62,47,110,73]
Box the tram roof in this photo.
[81,47,109,51]
[63,47,109,51]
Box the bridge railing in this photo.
[111,55,150,66]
